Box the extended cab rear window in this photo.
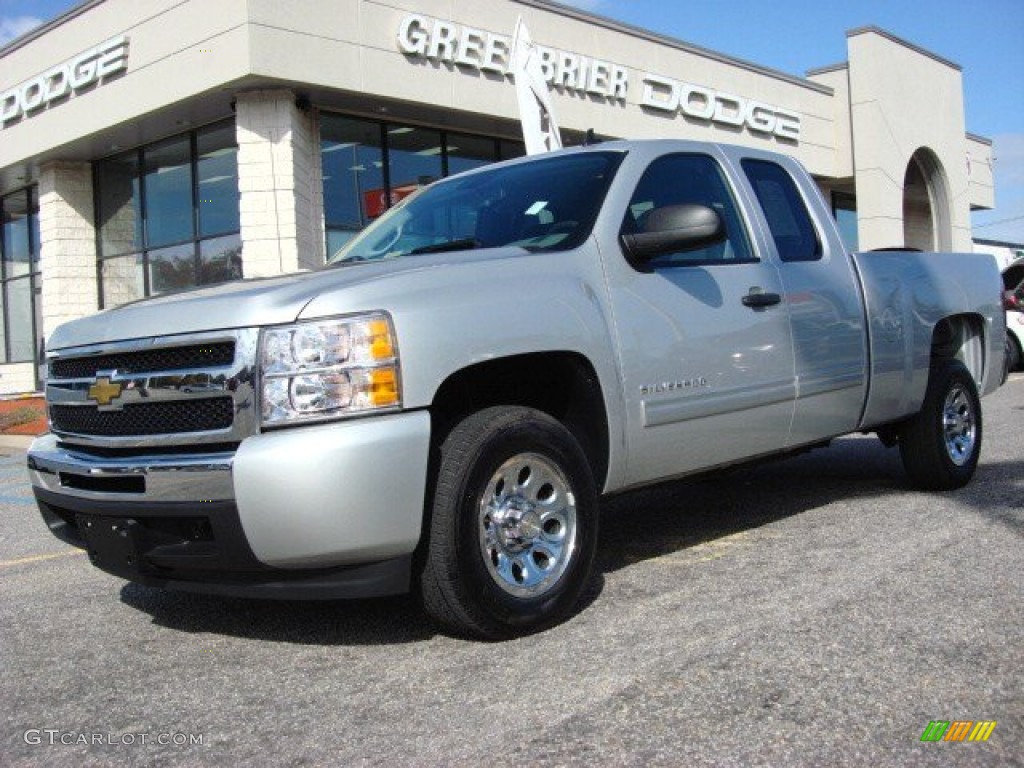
[741,159,822,262]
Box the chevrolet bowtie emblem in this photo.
[87,377,123,406]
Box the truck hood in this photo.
[47,249,523,351]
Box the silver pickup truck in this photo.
[28,140,1005,639]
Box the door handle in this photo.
[742,289,782,308]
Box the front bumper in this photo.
[27,411,432,598]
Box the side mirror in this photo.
[621,204,726,265]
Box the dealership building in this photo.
[0,0,998,393]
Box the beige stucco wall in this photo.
[966,134,995,210]
[0,363,36,393]
[847,28,974,251]
[1,0,837,181]
[806,64,854,179]
[0,0,251,174]
[242,0,838,174]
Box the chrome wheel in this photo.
[478,452,578,598]
[942,385,976,466]
[899,360,982,491]
[422,406,598,639]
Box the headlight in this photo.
[259,313,400,426]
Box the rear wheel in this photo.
[1007,332,1022,373]
[899,359,982,490]
[420,406,598,640]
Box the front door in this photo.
[606,150,796,487]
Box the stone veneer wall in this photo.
[0,362,37,393]
[37,161,99,343]
[235,90,324,277]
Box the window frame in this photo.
[619,152,758,271]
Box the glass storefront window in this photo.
[198,123,240,237]
[96,152,143,257]
[199,232,243,285]
[0,187,40,367]
[148,242,197,295]
[0,289,6,360]
[832,192,858,252]
[321,115,384,232]
[100,253,145,306]
[30,211,40,269]
[447,133,498,176]
[95,120,241,307]
[6,276,34,362]
[144,136,193,248]
[388,126,443,201]
[2,190,32,278]
[32,273,42,366]
[499,140,526,161]
[321,113,521,259]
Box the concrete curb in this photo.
[0,434,36,451]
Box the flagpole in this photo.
[511,15,562,155]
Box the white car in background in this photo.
[1004,258,1024,374]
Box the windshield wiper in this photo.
[409,238,483,255]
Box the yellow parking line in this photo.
[0,549,86,568]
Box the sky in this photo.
[2,0,1022,243]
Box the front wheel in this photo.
[899,359,982,490]
[420,406,598,640]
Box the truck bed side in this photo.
[852,250,1004,429]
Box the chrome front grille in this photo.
[49,342,236,379]
[50,398,234,437]
[46,329,259,449]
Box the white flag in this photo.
[511,17,562,155]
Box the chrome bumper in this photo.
[27,410,433,571]
[27,433,236,503]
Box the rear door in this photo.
[736,153,868,447]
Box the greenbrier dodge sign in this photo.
[1,36,129,127]
[397,14,802,142]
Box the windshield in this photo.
[328,151,624,264]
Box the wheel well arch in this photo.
[429,352,610,488]
[930,313,986,383]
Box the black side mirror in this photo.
[621,204,726,266]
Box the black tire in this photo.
[1008,332,1022,373]
[899,359,982,491]
[420,406,598,640]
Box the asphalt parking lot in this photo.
[2,374,1021,767]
